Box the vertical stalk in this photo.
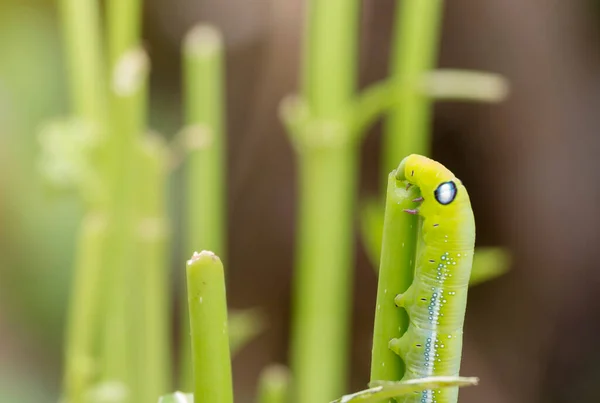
[258,365,291,403]
[382,0,444,176]
[100,3,145,398]
[106,0,143,68]
[59,1,107,401]
[135,134,171,402]
[291,143,356,403]
[289,1,359,402]
[63,214,108,403]
[182,24,226,261]
[373,3,444,389]
[186,251,233,403]
[101,48,149,400]
[58,0,106,125]
[180,25,226,390]
[369,173,419,389]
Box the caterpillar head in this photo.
[395,154,472,217]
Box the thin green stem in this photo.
[59,1,107,401]
[100,48,149,400]
[186,251,233,403]
[182,24,226,260]
[370,173,419,390]
[180,24,226,391]
[291,142,357,403]
[135,134,171,403]
[58,0,106,126]
[382,0,444,178]
[63,213,108,403]
[106,0,143,68]
[289,1,360,401]
[258,365,291,403]
[351,71,508,137]
[302,0,358,117]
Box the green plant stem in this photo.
[258,365,291,403]
[59,1,107,401]
[106,0,143,68]
[58,0,106,126]
[186,251,233,403]
[180,24,226,391]
[288,1,359,402]
[101,48,149,400]
[351,71,508,136]
[291,142,356,403]
[182,24,225,263]
[63,213,108,403]
[136,134,171,403]
[382,0,444,177]
[370,173,419,389]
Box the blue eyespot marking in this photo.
[434,181,457,205]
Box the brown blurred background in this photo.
[1,0,600,402]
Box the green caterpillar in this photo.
[390,154,476,403]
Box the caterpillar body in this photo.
[391,155,476,403]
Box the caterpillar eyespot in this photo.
[434,181,457,205]
[393,154,476,403]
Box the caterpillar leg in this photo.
[394,286,415,308]
[388,332,410,357]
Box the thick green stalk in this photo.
[135,134,171,403]
[182,24,225,261]
[382,0,444,175]
[302,0,358,116]
[58,0,106,125]
[370,173,419,388]
[186,251,233,403]
[59,1,107,401]
[101,49,149,399]
[258,365,291,403]
[63,214,108,403]
[288,1,359,402]
[106,0,143,68]
[291,142,356,403]
[180,25,226,390]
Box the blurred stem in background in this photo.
[136,134,171,402]
[179,24,226,391]
[106,0,142,68]
[59,0,106,129]
[283,0,359,402]
[186,251,233,403]
[59,0,107,401]
[382,0,443,177]
[100,47,148,403]
[63,213,107,403]
[257,365,291,403]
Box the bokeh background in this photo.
[2,0,600,402]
